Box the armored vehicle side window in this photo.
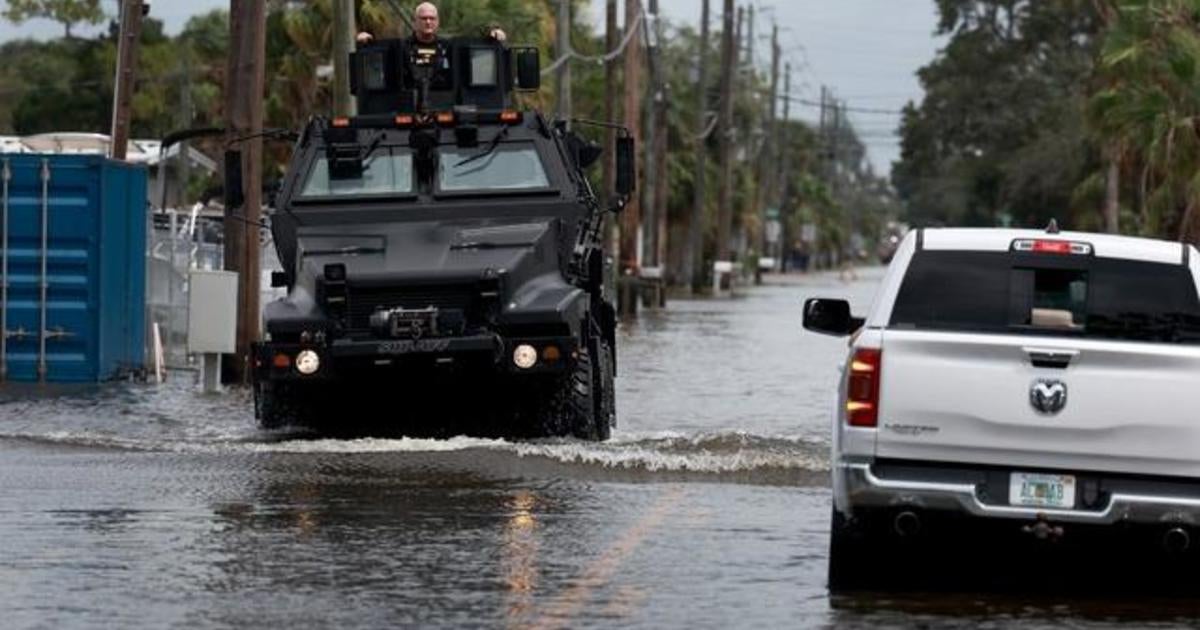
[300,149,414,197]
[890,251,1200,343]
[438,143,550,192]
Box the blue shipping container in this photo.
[1,154,147,382]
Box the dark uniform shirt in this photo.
[405,35,453,90]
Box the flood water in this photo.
[3,268,1199,628]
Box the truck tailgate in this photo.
[877,330,1200,477]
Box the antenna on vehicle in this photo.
[1045,218,1060,234]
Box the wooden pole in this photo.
[556,0,572,121]
[642,0,660,269]
[619,0,643,316]
[109,0,144,160]
[603,0,618,252]
[715,0,736,263]
[684,0,710,292]
[754,23,779,282]
[223,0,267,384]
[332,0,357,117]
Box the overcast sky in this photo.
[0,1,944,174]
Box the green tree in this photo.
[3,0,105,38]
[1087,0,1200,243]
[893,0,1102,229]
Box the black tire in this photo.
[565,342,600,440]
[254,381,285,430]
[538,340,603,440]
[591,338,615,441]
[827,506,874,592]
[254,381,321,430]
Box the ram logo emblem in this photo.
[1030,379,1068,415]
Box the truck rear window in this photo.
[890,251,1200,343]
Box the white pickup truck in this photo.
[804,227,1200,590]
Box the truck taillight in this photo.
[846,348,881,427]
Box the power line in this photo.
[779,94,904,116]
[541,8,644,75]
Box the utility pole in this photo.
[619,0,643,316]
[224,0,267,384]
[178,52,193,207]
[776,62,790,271]
[735,6,744,72]
[753,23,779,283]
[652,55,669,288]
[715,0,736,264]
[818,85,830,270]
[603,0,618,252]
[556,0,572,121]
[641,0,662,272]
[746,4,755,69]
[684,0,710,293]
[653,96,669,278]
[110,0,144,160]
[332,0,357,117]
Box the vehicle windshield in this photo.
[890,251,1200,344]
[438,143,550,192]
[299,148,414,197]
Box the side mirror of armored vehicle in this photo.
[802,298,863,336]
[613,136,636,205]
[514,47,541,91]
[224,149,244,210]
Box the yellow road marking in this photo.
[529,486,686,630]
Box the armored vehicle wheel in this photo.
[592,338,615,441]
[539,340,608,441]
[254,381,322,430]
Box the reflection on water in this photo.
[503,490,540,626]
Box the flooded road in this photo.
[2,269,1198,628]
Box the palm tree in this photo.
[1088,0,1200,243]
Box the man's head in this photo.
[414,2,440,43]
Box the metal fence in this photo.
[146,206,225,369]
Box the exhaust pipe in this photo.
[1163,527,1191,554]
[893,510,921,538]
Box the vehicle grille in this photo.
[345,284,479,333]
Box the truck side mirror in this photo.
[614,136,636,200]
[224,149,244,210]
[802,298,863,336]
[514,47,540,91]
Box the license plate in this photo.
[1009,472,1075,509]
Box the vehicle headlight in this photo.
[512,344,538,369]
[295,349,321,375]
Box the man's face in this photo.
[415,5,439,42]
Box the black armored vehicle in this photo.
[252,37,634,439]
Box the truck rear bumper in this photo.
[839,461,1200,526]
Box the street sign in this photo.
[801,223,817,243]
[766,219,782,243]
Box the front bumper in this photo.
[839,460,1200,526]
[254,334,576,381]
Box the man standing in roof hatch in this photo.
[356,2,507,46]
